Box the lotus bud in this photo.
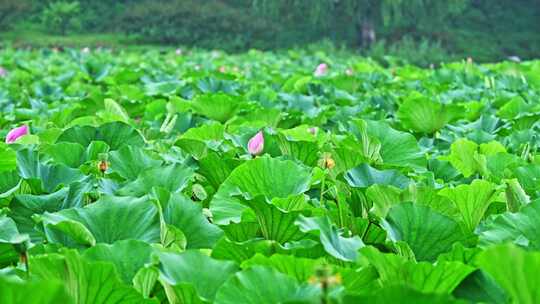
[0,67,7,77]
[247,131,264,156]
[82,47,90,53]
[98,160,108,173]
[314,63,328,77]
[467,57,473,64]
[98,153,109,173]
[175,48,183,56]
[318,153,335,170]
[5,125,29,144]
[345,68,353,76]
[308,127,318,136]
[218,66,227,73]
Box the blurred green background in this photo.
[1,0,539,65]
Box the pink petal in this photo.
[247,131,264,155]
[5,125,29,144]
[314,63,328,77]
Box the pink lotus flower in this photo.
[314,63,328,77]
[218,66,227,73]
[247,131,264,156]
[0,67,7,78]
[5,125,29,144]
[308,127,318,135]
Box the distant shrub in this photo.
[118,0,271,50]
[367,36,453,67]
[0,0,31,30]
[42,1,81,35]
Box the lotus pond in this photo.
[1,48,540,303]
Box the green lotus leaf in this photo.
[36,196,160,247]
[42,142,86,168]
[214,266,320,304]
[30,249,157,304]
[16,148,85,193]
[221,221,260,242]
[116,164,194,197]
[197,152,241,191]
[504,178,530,212]
[145,80,184,96]
[133,266,160,299]
[276,132,320,167]
[366,184,408,218]
[241,253,321,282]
[0,143,17,173]
[295,215,364,262]
[100,98,130,123]
[398,94,450,134]
[361,246,475,294]
[210,157,312,224]
[382,203,471,261]
[485,152,522,183]
[345,163,410,189]
[0,214,29,266]
[82,240,154,284]
[239,196,306,244]
[84,141,110,161]
[56,122,144,150]
[452,270,509,304]
[440,138,481,178]
[161,193,223,249]
[343,121,383,166]
[351,119,426,169]
[109,145,162,180]
[340,265,380,294]
[279,125,320,142]
[10,187,81,241]
[157,250,239,303]
[414,185,460,219]
[439,180,499,232]
[190,93,243,123]
[344,285,467,304]
[0,170,21,201]
[175,122,225,159]
[279,93,320,118]
[497,96,531,120]
[476,244,540,304]
[513,164,540,195]
[0,275,72,304]
[332,146,369,174]
[211,237,275,264]
[477,200,540,249]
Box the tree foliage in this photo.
[0,0,31,30]
[42,1,81,35]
